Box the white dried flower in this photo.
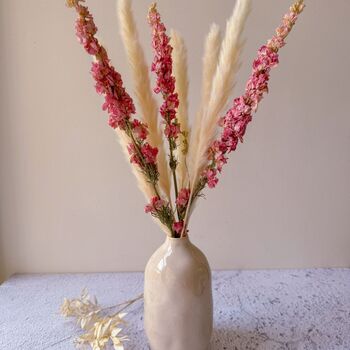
[61,289,129,350]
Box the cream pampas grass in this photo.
[189,0,251,193]
[189,23,221,180]
[117,0,171,202]
[182,0,251,234]
[170,30,189,189]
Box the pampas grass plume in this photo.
[117,0,171,201]
[170,29,190,189]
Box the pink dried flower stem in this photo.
[183,0,305,233]
[66,0,176,234]
[148,3,184,221]
[173,187,191,236]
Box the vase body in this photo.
[144,236,213,350]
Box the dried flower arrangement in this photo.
[65,0,305,239]
[61,289,143,350]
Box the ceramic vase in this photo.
[144,236,213,350]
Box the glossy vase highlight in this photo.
[144,236,213,350]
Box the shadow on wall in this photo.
[0,232,6,283]
[0,0,25,283]
[0,2,20,283]
[0,15,7,283]
[0,1,7,284]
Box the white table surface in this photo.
[1,269,350,349]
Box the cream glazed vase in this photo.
[144,236,213,350]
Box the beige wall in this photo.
[1,0,349,281]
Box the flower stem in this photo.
[103,293,144,314]
[168,137,180,220]
[126,121,160,199]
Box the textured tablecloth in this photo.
[1,269,350,349]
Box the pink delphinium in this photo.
[200,0,305,190]
[148,3,189,230]
[176,188,191,207]
[73,2,135,132]
[67,0,177,235]
[175,188,190,234]
[68,0,159,172]
[141,144,159,164]
[131,120,148,140]
[127,143,158,166]
[172,221,184,235]
[145,196,175,234]
[148,4,185,195]
[145,196,166,214]
[148,4,181,141]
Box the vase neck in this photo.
[165,236,191,247]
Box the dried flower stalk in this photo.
[65,0,305,238]
[190,23,221,181]
[182,0,305,234]
[66,0,177,236]
[61,289,143,350]
[170,29,190,189]
[189,0,251,198]
[117,0,171,203]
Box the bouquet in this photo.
[66,0,305,239]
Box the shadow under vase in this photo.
[211,326,272,350]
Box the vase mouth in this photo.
[166,235,190,242]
